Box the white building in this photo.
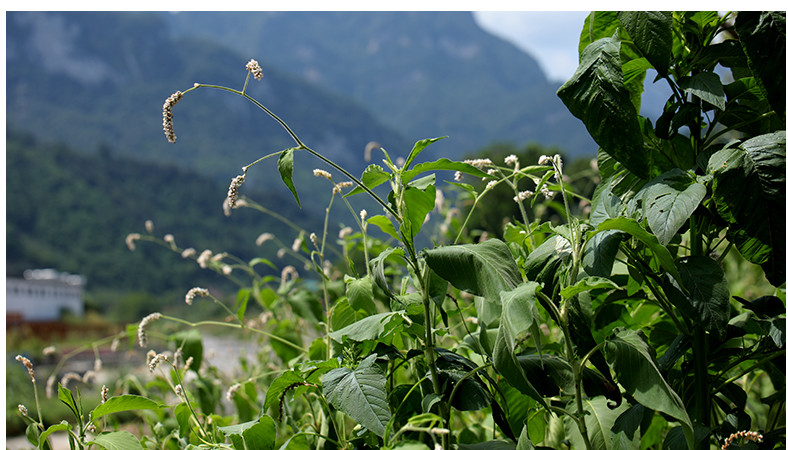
[6,269,85,322]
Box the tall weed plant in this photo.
[13,11,785,450]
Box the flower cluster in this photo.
[15,355,35,383]
[226,174,246,210]
[721,431,763,450]
[313,168,333,180]
[185,287,210,305]
[138,312,162,348]
[162,91,183,143]
[245,59,264,80]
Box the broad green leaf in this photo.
[235,289,250,322]
[174,402,191,438]
[277,148,300,207]
[391,442,431,450]
[610,403,645,449]
[678,72,726,110]
[366,215,399,241]
[242,416,276,450]
[596,148,646,202]
[579,11,621,52]
[708,131,786,284]
[558,33,648,179]
[564,397,626,450]
[621,57,651,111]
[401,180,436,238]
[328,312,404,343]
[458,441,516,450]
[345,275,377,314]
[582,230,624,278]
[370,247,406,298]
[561,276,621,299]
[39,421,71,448]
[523,234,572,299]
[345,164,391,197]
[403,136,447,171]
[492,282,546,407]
[401,158,490,185]
[322,354,390,437]
[676,256,730,340]
[592,217,680,282]
[642,169,707,245]
[605,329,694,450]
[618,11,673,75]
[89,431,143,450]
[424,239,521,304]
[91,395,161,421]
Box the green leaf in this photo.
[370,247,406,298]
[516,422,536,450]
[676,256,730,340]
[277,148,301,208]
[492,282,546,407]
[345,275,377,314]
[642,169,707,245]
[263,371,305,419]
[579,11,621,52]
[582,230,624,278]
[708,131,786,284]
[592,217,680,282]
[242,416,276,450]
[174,402,191,438]
[57,384,79,419]
[403,136,447,171]
[678,72,726,110]
[366,215,399,241]
[90,395,161,421]
[89,431,144,450]
[401,158,490,185]
[561,276,621,300]
[736,11,786,120]
[605,329,694,450]
[328,312,404,343]
[401,179,436,238]
[424,239,521,305]
[564,397,626,450]
[39,421,71,448]
[558,32,648,179]
[345,164,391,197]
[322,354,391,437]
[618,11,673,75]
[235,289,251,323]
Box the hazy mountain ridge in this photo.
[163,11,595,156]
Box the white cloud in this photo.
[474,11,589,83]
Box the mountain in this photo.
[163,11,596,157]
[6,129,314,298]
[6,11,411,182]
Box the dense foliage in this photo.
[12,11,785,450]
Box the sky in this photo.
[473,11,590,83]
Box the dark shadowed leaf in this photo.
[678,72,726,110]
[708,131,786,284]
[676,256,730,340]
[606,329,694,449]
[618,11,673,75]
[558,33,648,179]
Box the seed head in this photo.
[721,430,763,450]
[148,353,168,372]
[360,209,368,221]
[538,155,552,165]
[181,248,196,258]
[42,346,57,356]
[256,233,274,246]
[333,181,354,194]
[145,220,154,233]
[162,91,183,143]
[313,169,333,180]
[18,404,28,416]
[339,227,353,239]
[226,383,242,401]
[15,355,35,383]
[197,249,213,268]
[101,385,109,403]
[514,191,533,202]
[463,158,493,169]
[125,233,141,251]
[504,154,518,166]
[185,287,210,305]
[174,384,184,397]
[245,59,263,80]
[138,312,162,348]
[226,174,246,210]
[61,372,82,390]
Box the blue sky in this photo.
[473,11,590,83]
